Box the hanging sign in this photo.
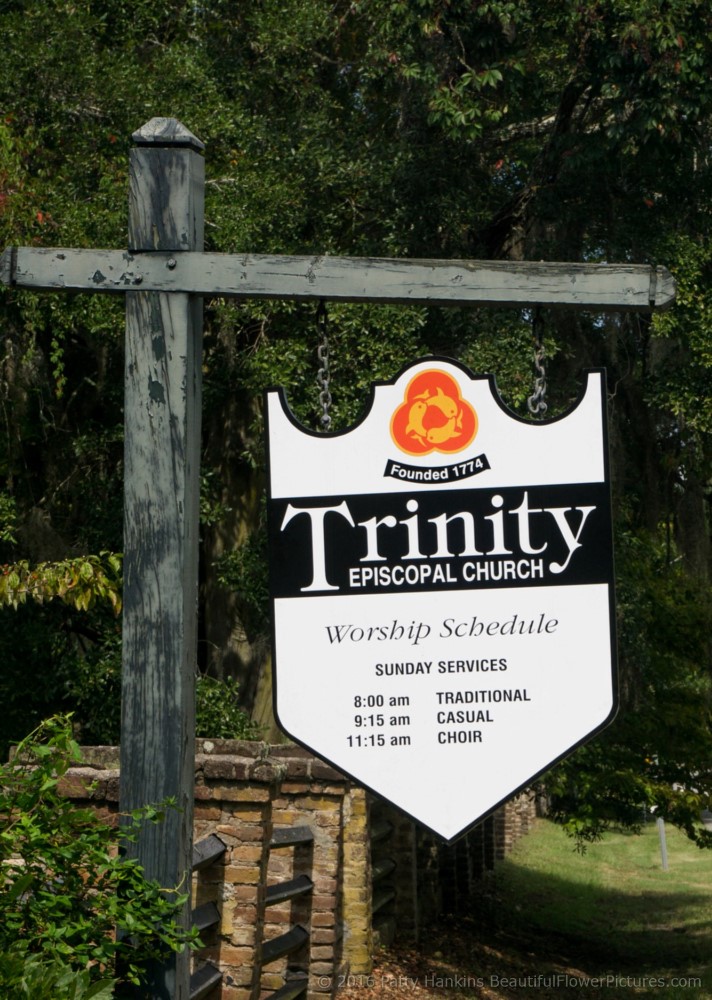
[265,358,617,842]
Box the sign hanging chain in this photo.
[527,306,548,418]
[316,300,332,432]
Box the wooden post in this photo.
[657,816,669,871]
[119,118,205,999]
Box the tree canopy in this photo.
[1,0,711,845]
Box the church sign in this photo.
[266,358,617,842]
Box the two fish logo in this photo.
[390,368,478,456]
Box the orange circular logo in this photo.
[390,369,478,456]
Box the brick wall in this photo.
[59,741,537,999]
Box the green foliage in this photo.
[0,605,77,759]
[0,554,123,753]
[0,601,261,753]
[0,602,124,756]
[0,553,122,614]
[60,626,122,746]
[214,531,270,641]
[196,675,263,741]
[0,944,115,999]
[0,717,199,991]
[0,494,18,547]
[649,234,712,438]
[547,527,712,849]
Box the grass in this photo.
[475,818,712,997]
[365,818,712,1000]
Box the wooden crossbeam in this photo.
[265,874,314,906]
[192,833,227,872]
[0,246,675,311]
[270,826,315,848]
[189,963,222,1000]
[262,925,310,965]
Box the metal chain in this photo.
[316,300,332,432]
[527,307,548,418]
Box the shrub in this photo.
[0,716,199,991]
[196,673,263,740]
[0,603,263,754]
[0,943,115,998]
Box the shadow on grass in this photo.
[371,823,712,1000]
[439,840,712,1000]
[474,863,712,972]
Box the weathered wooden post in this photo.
[120,118,205,999]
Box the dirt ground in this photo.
[335,910,704,1000]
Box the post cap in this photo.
[132,118,205,152]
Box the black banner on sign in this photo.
[268,481,613,599]
[383,454,490,483]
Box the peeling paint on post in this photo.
[120,118,205,1000]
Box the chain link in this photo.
[527,307,548,418]
[316,300,332,432]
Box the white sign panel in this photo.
[266,359,617,842]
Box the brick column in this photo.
[196,753,279,1000]
[341,787,372,976]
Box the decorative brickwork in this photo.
[58,742,536,999]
